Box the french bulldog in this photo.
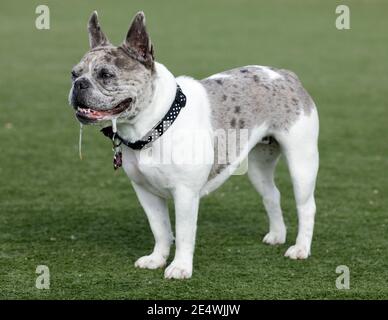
[69,11,319,279]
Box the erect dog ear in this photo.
[88,11,111,49]
[122,11,154,69]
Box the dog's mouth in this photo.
[75,97,133,123]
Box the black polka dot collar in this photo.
[101,85,187,151]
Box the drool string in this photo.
[78,123,83,160]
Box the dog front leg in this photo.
[132,182,173,269]
[165,186,200,279]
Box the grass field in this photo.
[0,0,387,299]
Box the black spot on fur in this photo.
[216,79,223,85]
[239,119,245,128]
[253,75,259,83]
[222,94,227,101]
[240,69,249,73]
[234,106,241,113]
[292,98,299,105]
[110,50,119,57]
[231,118,236,128]
[216,164,226,174]
[231,97,236,101]
[114,57,127,68]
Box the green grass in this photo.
[0,0,387,299]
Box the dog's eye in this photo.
[99,69,115,80]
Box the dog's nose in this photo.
[74,78,91,90]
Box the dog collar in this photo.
[101,85,186,168]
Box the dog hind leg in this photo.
[248,142,286,245]
[276,109,319,259]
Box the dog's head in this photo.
[69,11,155,125]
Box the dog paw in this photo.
[164,260,192,279]
[134,254,166,269]
[284,244,310,260]
[263,231,286,245]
